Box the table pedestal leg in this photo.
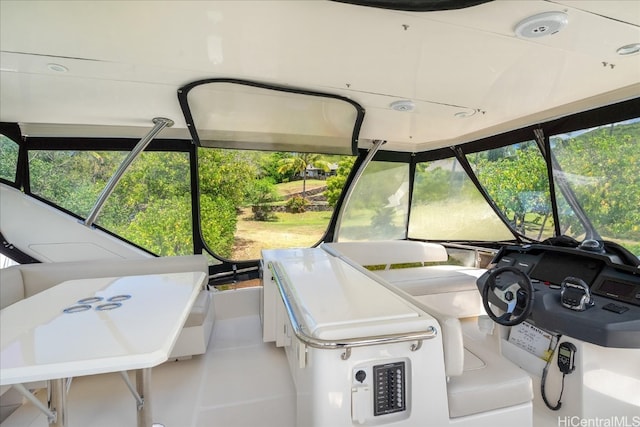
[50,378,67,427]
[136,368,152,427]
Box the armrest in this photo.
[424,306,464,377]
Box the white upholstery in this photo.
[323,240,448,267]
[324,241,485,307]
[369,255,487,318]
[414,291,486,319]
[375,265,484,295]
[418,301,532,418]
[425,306,465,377]
[14,255,209,300]
[446,320,533,418]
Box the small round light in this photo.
[616,43,640,56]
[390,100,415,112]
[47,63,68,72]
[514,12,568,39]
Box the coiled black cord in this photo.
[541,339,565,411]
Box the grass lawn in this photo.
[275,179,327,197]
[231,179,333,259]
[232,207,334,259]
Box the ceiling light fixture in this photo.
[514,11,568,39]
[390,100,415,112]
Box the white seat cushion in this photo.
[375,265,484,295]
[446,326,533,418]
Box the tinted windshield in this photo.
[550,119,639,257]
[470,118,639,257]
[467,140,556,242]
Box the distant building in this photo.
[302,163,338,179]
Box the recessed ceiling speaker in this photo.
[514,11,568,39]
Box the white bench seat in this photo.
[384,265,487,318]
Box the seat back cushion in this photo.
[323,240,448,267]
[19,255,208,298]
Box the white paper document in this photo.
[508,321,556,360]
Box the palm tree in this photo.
[277,153,329,198]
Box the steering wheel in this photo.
[481,266,534,326]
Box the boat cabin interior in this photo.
[1,1,639,426]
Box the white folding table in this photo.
[0,271,206,427]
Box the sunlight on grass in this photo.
[232,208,333,259]
[275,179,327,197]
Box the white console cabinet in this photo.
[262,248,449,427]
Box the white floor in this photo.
[2,313,297,427]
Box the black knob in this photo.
[355,370,366,383]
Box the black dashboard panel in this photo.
[477,244,640,348]
[529,251,604,286]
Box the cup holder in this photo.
[95,302,122,311]
[77,296,104,304]
[64,294,132,313]
[63,304,92,314]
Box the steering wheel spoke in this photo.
[497,311,515,322]
[481,266,534,326]
[492,283,520,313]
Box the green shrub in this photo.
[286,195,309,213]
[246,177,279,221]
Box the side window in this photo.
[26,146,353,260]
[29,150,126,217]
[467,141,557,241]
[338,161,409,241]
[0,134,19,183]
[28,149,194,256]
[409,158,512,241]
[198,148,353,260]
[100,151,193,256]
